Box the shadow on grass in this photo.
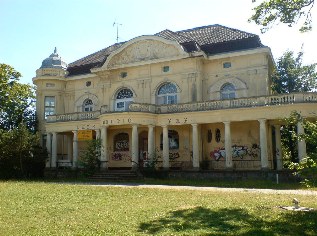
[139,206,317,235]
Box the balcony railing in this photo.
[129,92,317,113]
[46,92,317,122]
[47,110,100,123]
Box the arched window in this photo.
[115,88,133,111]
[220,83,236,100]
[114,133,129,151]
[160,130,179,150]
[83,99,93,112]
[157,83,178,105]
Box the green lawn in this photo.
[0,181,316,235]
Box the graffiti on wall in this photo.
[210,144,260,161]
[112,152,131,161]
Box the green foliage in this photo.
[0,63,36,132]
[0,64,45,178]
[270,50,317,163]
[284,111,317,187]
[0,124,47,178]
[80,139,101,175]
[271,50,317,94]
[0,182,316,235]
[250,0,315,33]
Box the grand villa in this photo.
[33,24,316,172]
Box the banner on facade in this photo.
[78,130,93,141]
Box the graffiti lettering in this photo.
[210,144,260,161]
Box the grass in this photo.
[134,178,308,189]
[0,181,316,235]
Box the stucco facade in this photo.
[33,25,316,171]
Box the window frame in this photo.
[115,88,134,111]
[157,82,178,105]
[220,83,236,100]
[83,98,93,112]
[44,96,55,119]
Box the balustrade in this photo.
[46,92,317,122]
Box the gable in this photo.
[102,36,188,69]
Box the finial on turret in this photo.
[54,47,57,54]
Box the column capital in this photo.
[223,121,231,125]
[191,123,198,127]
[161,124,168,128]
[148,124,155,128]
[72,130,78,134]
[258,118,267,124]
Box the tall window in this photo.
[220,83,235,100]
[115,88,133,111]
[83,99,93,112]
[44,96,55,119]
[157,83,178,105]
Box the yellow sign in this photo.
[78,130,93,141]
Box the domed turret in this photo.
[40,47,67,69]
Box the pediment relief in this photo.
[104,37,187,69]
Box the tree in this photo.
[0,124,47,178]
[0,64,46,178]
[80,139,102,175]
[271,50,317,93]
[250,0,315,33]
[0,63,36,132]
[271,51,317,162]
[285,111,317,187]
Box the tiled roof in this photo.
[67,24,263,76]
[67,43,124,76]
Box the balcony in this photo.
[129,92,317,113]
[46,92,317,123]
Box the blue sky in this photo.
[1,0,316,84]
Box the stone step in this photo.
[89,171,142,181]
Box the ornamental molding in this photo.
[102,36,188,69]
[75,93,99,112]
[209,77,248,93]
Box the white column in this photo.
[51,132,57,168]
[224,121,233,169]
[132,124,139,170]
[95,129,101,140]
[297,121,307,161]
[259,119,269,169]
[148,125,155,163]
[274,125,283,170]
[162,125,169,169]
[72,130,78,168]
[46,132,52,168]
[67,135,72,161]
[192,124,200,169]
[100,126,108,169]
